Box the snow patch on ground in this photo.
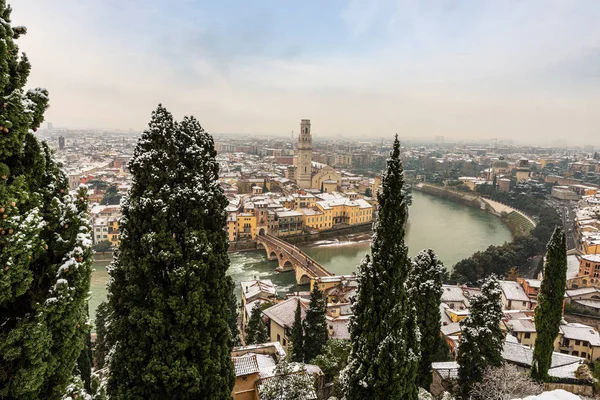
[519,389,582,399]
[311,238,370,247]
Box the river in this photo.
[89,191,512,322]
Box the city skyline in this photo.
[15,0,600,146]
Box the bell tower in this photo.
[296,119,312,189]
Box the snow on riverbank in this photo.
[311,238,371,247]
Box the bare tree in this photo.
[470,364,543,400]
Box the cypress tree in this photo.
[531,226,567,381]
[227,276,241,346]
[290,300,304,362]
[94,301,110,370]
[0,3,93,398]
[246,302,269,345]
[457,275,505,398]
[303,285,328,362]
[407,249,446,389]
[107,105,234,399]
[343,135,420,400]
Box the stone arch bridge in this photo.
[256,234,334,284]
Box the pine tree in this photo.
[407,249,446,389]
[531,227,567,382]
[290,300,305,362]
[0,3,93,397]
[457,275,505,398]
[106,105,234,399]
[303,285,328,362]
[343,135,420,400]
[246,302,269,345]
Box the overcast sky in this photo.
[13,0,600,145]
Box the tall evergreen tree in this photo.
[227,276,241,346]
[457,276,505,398]
[106,105,234,399]
[94,301,111,370]
[343,135,420,400]
[290,300,305,362]
[303,285,328,362]
[246,302,269,345]
[407,249,446,389]
[531,227,567,381]
[0,3,93,398]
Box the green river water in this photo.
[89,191,512,323]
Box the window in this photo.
[572,351,579,357]
[277,334,281,343]
[576,340,581,346]
[524,333,531,339]
[283,338,287,346]
[522,301,527,307]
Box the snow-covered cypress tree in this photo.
[531,226,567,382]
[106,105,234,399]
[0,4,93,398]
[457,275,505,398]
[290,300,305,362]
[342,135,420,400]
[407,249,446,389]
[94,301,110,370]
[303,285,328,362]
[246,302,269,345]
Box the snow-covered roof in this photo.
[441,322,462,336]
[241,279,277,301]
[581,254,600,263]
[523,279,541,289]
[560,322,600,346]
[566,287,600,298]
[573,299,600,310]
[233,354,259,376]
[263,297,310,329]
[431,362,459,380]
[504,318,536,333]
[502,341,583,371]
[499,280,530,302]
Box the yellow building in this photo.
[445,308,469,323]
[583,240,600,255]
[262,297,310,349]
[554,322,600,362]
[227,213,237,242]
[311,165,342,191]
[236,213,257,240]
[300,208,329,231]
[311,275,358,304]
[231,342,286,400]
[292,193,316,210]
[320,197,373,227]
[504,318,537,347]
[107,217,120,247]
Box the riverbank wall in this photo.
[227,222,373,253]
[414,183,482,208]
[413,183,535,238]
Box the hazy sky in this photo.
[13,0,600,145]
